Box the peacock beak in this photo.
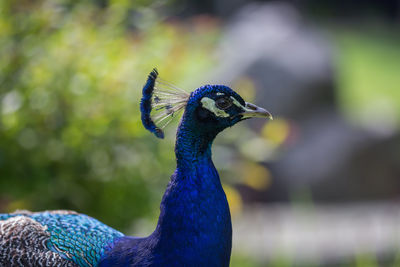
[240,102,273,120]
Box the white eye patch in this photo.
[230,96,245,109]
[200,97,230,117]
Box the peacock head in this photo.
[183,85,272,136]
[141,68,272,139]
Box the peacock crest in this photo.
[140,68,190,139]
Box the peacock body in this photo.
[0,69,271,267]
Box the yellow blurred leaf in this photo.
[262,118,290,145]
[242,162,271,191]
[223,184,243,217]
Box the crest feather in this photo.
[140,68,189,138]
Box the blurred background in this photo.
[1,0,400,266]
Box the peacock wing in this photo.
[0,210,124,267]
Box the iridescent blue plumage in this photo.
[1,68,271,267]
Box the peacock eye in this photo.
[215,97,233,110]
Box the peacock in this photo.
[0,69,272,266]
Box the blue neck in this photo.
[150,114,232,265]
[100,113,232,266]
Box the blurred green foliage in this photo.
[335,26,400,129]
[0,0,219,230]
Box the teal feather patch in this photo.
[0,211,124,267]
